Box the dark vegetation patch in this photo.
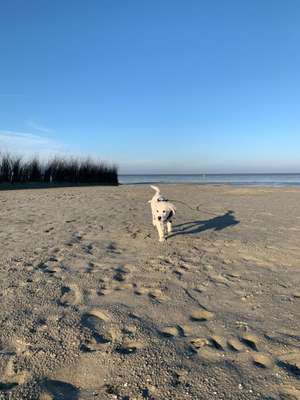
[0,153,118,187]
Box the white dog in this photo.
[148,185,176,242]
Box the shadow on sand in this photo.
[170,210,239,237]
[41,380,80,400]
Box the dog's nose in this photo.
[158,216,161,221]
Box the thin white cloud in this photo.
[25,119,54,134]
[0,130,64,159]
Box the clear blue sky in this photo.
[1,0,300,173]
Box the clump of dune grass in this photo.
[0,153,118,186]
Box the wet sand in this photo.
[0,184,299,399]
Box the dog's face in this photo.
[154,202,174,222]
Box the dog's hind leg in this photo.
[167,221,172,235]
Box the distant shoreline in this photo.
[119,173,300,187]
[120,173,300,176]
[120,182,300,188]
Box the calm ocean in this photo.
[119,174,300,187]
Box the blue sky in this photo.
[1,0,300,173]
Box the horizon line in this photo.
[120,172,300,176]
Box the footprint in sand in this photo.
[227,337,245,352]
[209,335,227,351]
[59,285,82,306]
[44,226,54,233]
[85,288,98,302]
[225,272,241,280]
[204,261,218,269]
[240,332,260,351]
[252,353,274,369]
[191,334,227,352]
[98,286,113,296]
[0,357,32,392]
[122,325,137,336]
[113,265,133,282]
[277,352,300,376]
[113,271,126,282]
[207,272,230,286]
[116,339,146,355]
[196,347,221,362]
[64,233,82,247]
[148,289,168,302]
[114,282,135,291]
[172,369,189,386]
[190,337,209,349]
[104,383,120,397]
[81,333,110,352]
[47,253,59,262]
[81,243,93,254]
[65,219,77,224]
[106,242,120,254]
[278,386,300,400]
[159,326,183,338]
[173,270,183,279]
[134,287,149,296]
[0,381,18,392]
[40,380,79,400]
[36,262,60,276]
[46,265,62,275]
[193,285,208,293]
[46,257,65,275]
[84,324,120,352]
[179,264,190,271]
[180,325,194,337]
[81,308,116,351]
[84,262,94,273]
[190,310,214,322]
[85,308,111,322]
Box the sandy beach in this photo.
[0,184,299,400]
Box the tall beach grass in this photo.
[0,153,118,186]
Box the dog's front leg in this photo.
[167,221,172,235]
[155,222,166,242]
[150,204,156,226]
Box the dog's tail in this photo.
[150,185,160,195]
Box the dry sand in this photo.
[0,184,299,400]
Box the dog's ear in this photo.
[170,204,176,214]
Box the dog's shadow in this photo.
[170,210,239,237]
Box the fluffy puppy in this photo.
[148,185,176,242]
